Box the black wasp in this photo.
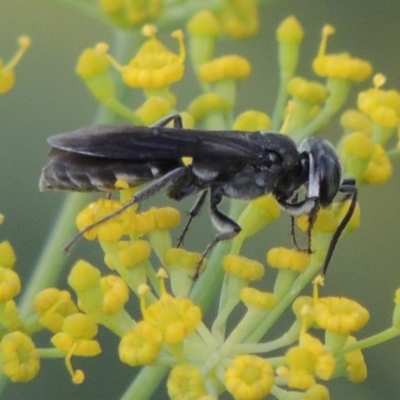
[40,114,357,275]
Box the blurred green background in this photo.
[1,0,400,399]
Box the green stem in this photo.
[337,327,400,355]
[121,365,169,400]
[19,192,93,319]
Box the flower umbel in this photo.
[4,6,400,400]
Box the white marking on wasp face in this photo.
[280,197,317,216]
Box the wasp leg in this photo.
[151,114,183,128]
[176,190,208,248]
[278,196,319,254]
[63,166,189,253]
[322,180,358,274]
[193,187,241,280]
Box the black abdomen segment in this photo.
[39,149,182,192]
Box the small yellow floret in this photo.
[199,55,251,83]
[0,331,39,382]
[240,287,277,309]
[362,144,393,184]
[76,46,110,80]
[314,297,369,334]
[187,10,220,36]
[225,354,274,400]
[277,16,304,43]
[0,267,21,302]
[297,209,337,234]
[232,111,271,131]
[119,321,162,366]
[267,247,310,272]
[0,36,31,94]
[76,198,136,242]
[342,132,374,159]
[68,260,101,292]
[238,194,281,238]
[105,239,151,270]
[100,275,129,314]
[34,288,78,333]
[285,334,335,389]
[0,241,17,269]
[164,248,203,271]
[223,255,264,280]
[143,292,201,343]
[344,336,367,383]
[331,200,360,233]
[305,384,330,400]
[340,109,372,136]
[121,28,185,89]
[188,92,231,121]
[167,363,207,399]
[218,0,259,39]
[135,96,173,125]
[52,313,101,356]
[288,77,328,104]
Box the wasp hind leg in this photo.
[193,187,241,280]
[176,190,208,248]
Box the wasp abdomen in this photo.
[39,149,181,192]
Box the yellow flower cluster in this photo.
[3,5,400,400]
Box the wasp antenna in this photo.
[322,187,358,275]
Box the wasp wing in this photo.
[47,125,264,162]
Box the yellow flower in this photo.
[0,36,30,94]
[141,280,201,343]
[0,240,17,269]
[313,25,372,82]
[0,331,39,382]
[188,92,231,122]
[240,287,278,310]
[297,209,337,234]
[236,194,280,241]
[304,384,330,400]
[51,313,101,383]
[34,288,79,333]
[225,355,274,400]
[119,26,185,89]
[76,43,115,103]
[119,321,163,366]
[199,55,251,84]
[223,255,264,281]
[277,15,304,43]
[343,336,367,383]
[288,77,329,104]
[340,109,373,136]
[100,275,129,315]
[362,144,393,184]
[232,110,272,131]
[105,239,151,270]
[313,297,369,334]
[100,0,163,28]
[358,86,400,124]
[167,364,207,400]
[164,247,204,272]
[0,267,21,302]
[218,0,259,39]
[285,334,335,389]
[76,198,137,242]
[267,247,311,273]
[134,95,173,125]
[134,206,180,235]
